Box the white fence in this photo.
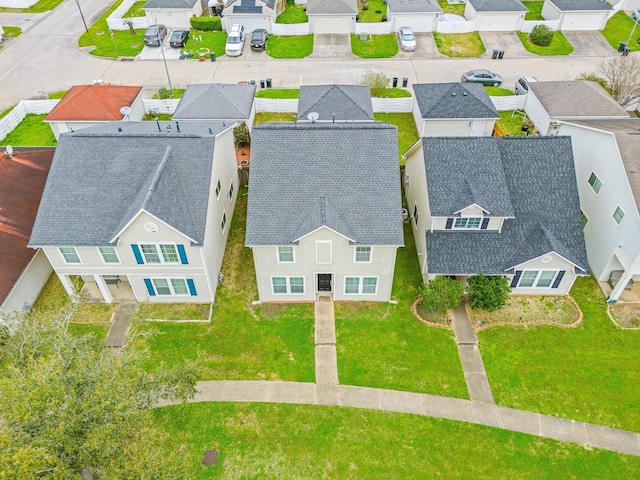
[272,23,310,36]
[107,0,149,31]
[255,98,298,113]
[489,95,526,112]
[255,97,413,114]
[371,97,413,113]
[0,100,59,143]
[436,19,476,34]
[355,22,392,35]
[143,99,180,115]
[520,19,560,33]
[0,0,37,7]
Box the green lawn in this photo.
[336,222,468,397]
[151,402,640,479]
[152,88,185,99]
[0,0,63,13]
[480,276,640,432]
[358,0,387,23]
[496,110,527,136]
[351,34,398,58]
[601,11,640,53]
[523,1,544,20]
[374,113,419,164]
[437,0,464,15]
[276,0,308,23]
[485,86,514,96]
[254,112,296,124]
[374,88,412,98]
[1,26,21,38]
[140,189,315,382]
[0,105,14,119]
[48,90,68,99]
[123,0,145,17]
[267,34,313,58]
[255,88,300,99]
[2,114,56,146]
[67,323,109,339]
[181,31,228,59]
[517,31,574,56]
[434,32,485,57]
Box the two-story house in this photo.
[29,121,238,304]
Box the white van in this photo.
[225,24,245,57]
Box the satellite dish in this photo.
[120,106,132,119]
[307,112,319,123]
[4,145,13,156]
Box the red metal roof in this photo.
[44,85,142,122]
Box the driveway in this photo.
[479,32,534,59]
[564,31,616,57]
[308,34,355,58]
[395,33,442,59]
[139,43,182,61]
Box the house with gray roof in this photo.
[412,83,500,137]
[542,0,611,31]
[403,136,588,295]
[297,85,373,122]
[143,0,205,30]
[386,0,441,33]
[307,0,357,34]
[464,0,527,31]
[172,83,257,131]
[221,0,284,33]
[29,121,239,304]
[246,122,404,302]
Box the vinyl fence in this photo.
[371,97,413,113]
[489,95,526,112]
[0,0,37,7]
[255,97,413,114]
[0,100,59,143]
[355,23,392,35]
[255,98,298,113]
[143,99,180,115]
[107,0,149,31]
[272,23,310,36]
[436,19,476,34]
[520,19,559,33]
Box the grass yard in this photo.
[276,0,308,23]
[0,0,63,13]
[471,295,580,328]
[151,402,640,479]
[358,0,387,23]
[267,34,313,58]
[495,110,528,136]
[255,88,300,98]
[336,222,468,398]
[480,276,640,432]
[1,26,21,38]
[517,31,574,56]
[31,274,72,315]
[485,86,514,96]
[2,114,56,146]
[351,34,398,58]
[143,113,172,121]
[67,323,109,339]
[0,105,14,119]
[374,87,412,98]
[123,0,145,17]
[437,0,464,15]
[69,303,117,324]
[434,32,485,57]
[181,31,227,59]
[136,303,210,321]
[523,1,544,20]
[601,11,640,53]
[152,88,185,99]
[374,113,419,164]
[140,189,315,382]
[254,112,296,124]
[48,90,68,99]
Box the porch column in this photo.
[94,275,114,303]
[57,274,78,302]
[609,251,640,303]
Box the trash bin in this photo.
[500,50,505,59]
[260,79,265,88]
[266,78,272,88]
[492,49,499,59]
[250,80,256,85]
[402,77,408,87]
[210,52,216,62]
[392,77,398,87]
[618,41,627,52]
[623,47,631,56]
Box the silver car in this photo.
[461,69,503,87]
[397,27,416,52]
[144,24,167,47]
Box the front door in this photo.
[317,274,332,292]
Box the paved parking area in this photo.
[396,33,442,59]
[309,34,355,58]
[139,42,182,61]
[479,32,534,59]
[564,31,616,57]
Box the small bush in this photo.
[529,25,554,47]
[234,122,250,147]
[576,72,609,92]
[421,277,464,313]
[467,274,510,312]
[359,69,390,97]
[191,16,222,32]
[156,87,172,99]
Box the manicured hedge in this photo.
[190,16,222,31]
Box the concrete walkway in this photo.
[104,302,137,347]
[314,299,338,385]
[451,302,495,404]
[157,379,640,457]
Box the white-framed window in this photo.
[59,247,82,264]
[151,278,189,296]
[453,217,482,229]
[518,270,558,288]
[588,172,602,194]
[581,211,588,228]
[413,203,419,225]
[229,179,234,198]
[277,246,295,263]
[215,179,222,199]
[139,243,180,264]
[271,276,305,295]
[613,206,625,225]
[344,276,378,295]
[354,246,372,263]
[221,212,227,233]
[98,246,120,264]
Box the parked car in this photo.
[250,29,267,51]
[144,24,167,47]
[397,26,416,52]
[461,69,503,87]
[169,30,189,48]
[632,9,640,22]
[515,76,538,95]
[225,24,245,57]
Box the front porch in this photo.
[598,280,640,304]
[76,276,137,303]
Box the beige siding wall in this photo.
[51,121,101,140]
[430,216,504,231]
[541,1,561,20]
[0,249,52,314]
[511,253,580,295]
[524,90,552,135]
[404,144,430,275]
[421,119,494,137]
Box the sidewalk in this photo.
[314,298,338,385]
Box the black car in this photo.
[144,24,167,47]
[250,29,267,51]
[169,30,189,48]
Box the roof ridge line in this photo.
[141,146,172,210]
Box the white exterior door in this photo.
[470,120,484,136]
[312,15,352,34]
[228,16,268,32]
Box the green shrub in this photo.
[529,25,554,47]
[358,69,390,97]
[234,122,250,147]
[467,275,510,312]
[421,277,464,313]
[190,16,222,31]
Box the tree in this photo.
[0,311,198,479]
[233,122,250,147]
[358,69,390,97]
[597,56,640,109]
[421,277,464,313]
[467,274,510,312]
[528,25,554,47]
[122,18,136,35]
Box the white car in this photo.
[632,9,640,22]
[225,24,245,57]
[397,27,416,52]
[515,76,538,95]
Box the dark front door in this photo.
[317,274,332,292]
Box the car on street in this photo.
[169,30,189,48]
[225,24,245,56]
[250,29,268,51]
[144,24,167,47]
[515,76,538,95]
[397,27,416,52]
[461,69,503,87]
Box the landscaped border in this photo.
[411,296,453,330]
[607,304,640,331]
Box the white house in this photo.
[143,0,205,30]
[541,0,611,31]
[246,122,404,302]
[29,121,238,304]
[464,0,527,32]
[386,0,441,33]
[306,0,357,34]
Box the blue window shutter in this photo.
[144,279,156,296]
[481,218,489,230]
[510,271,522,288]
[186,279,197,296]
[445,218,453,229]
[132,245,144,264]
[177,244,188,264]
[552,271,565,288]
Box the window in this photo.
[170,278,189,295]
[59,247,81,264]
[581,211,588,228]
[229,180,234,198]
[215,179,222,199]
[613,206,625,225]
[344,277,378,295]
[413,204,419,225]
[221,213,227,232]
[278,246,294,263]
[271,276,305,294]
[518,270,558,288]
[518,271,537,287]
[99,246,120,264]
[160,244,179,263]
[588,172,602,194]
[152,278,189,296]
[139,244,179,264]
[453,217,482,229]
[140,244,161,263]
[355,246,372,263]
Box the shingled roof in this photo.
[172,83,256,121]
[421,136,588,275]
[467,0,526,12]
[29,121,229,247]
[143,0,198,9]
[246,122,404,247]
[386,0,441,13]
[298,85,374,122]
[306,0,357,15]
[528,81,628,118]
[44,85,142,122]
[547,0,611,11]
[413,82,499,120]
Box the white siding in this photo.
[311,15,354,34]
[560,12,608,31]
[227,15,270,33]
[404,144,430,277]
[474,12,525,31]
[390,13,438,33]
[0,249,52,314]
[511,253,580,295]
[420,119,494,137]
[145,8,200,30]
[541,1,561,20]
[49,121,102,140]
[523,91,552,135]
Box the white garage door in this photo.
[475,13,521,31]
[393,14,436,33]
[312,15,353,34]
[228,16,268,33]
[561,12,606,31]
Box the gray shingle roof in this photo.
[548,0,611,11]
[298,85,374,121]
[144,0,198,9]
[529,81,629,118]
[172,84,256,121]
[223,0,277,14]
[306,0,357,15]
[246,122,404,246]
[423,136,588,275]
[386,0,441,14]
[29,121,229,247]
[468,0,527,12]
[413,82,499,120]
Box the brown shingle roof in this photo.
[0,148,54,305]
[44,85,142,122]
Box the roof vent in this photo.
[451,92,456,96]
[463,92,468,96]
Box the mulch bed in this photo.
[608,303,640,329]
[412,297,452,329]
